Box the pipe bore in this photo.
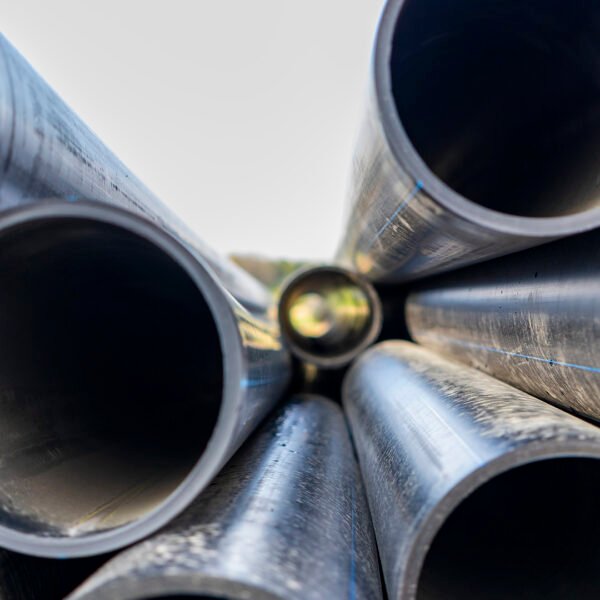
[0,210,223,545]
[278,267,381,368]
[418,458,600,600]
[392,0,600,218]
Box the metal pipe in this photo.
[0,201,290,558]
[67,395,382,600]
[343,341,600,600]
[336,0,600,282]
[0,34,266,310]
[406,228,600,422]
[278,266,382,368]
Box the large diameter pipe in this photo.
[67,395,382,600]
[344,341,600,600]
[0,34,266,310]
[406,229,600,422]
[0,201,290,558]
[336,0,600,283]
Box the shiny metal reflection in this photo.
[344,341,600,600]
[68,395,382,600]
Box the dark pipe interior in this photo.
[417,458,600,600]
[391,0,600,217]
[0,218,223,537]
[0,550,110,599]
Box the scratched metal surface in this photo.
[68,395,382,600]
[343,341,600,599]
[0,203,290,558]
[0,34,267,311]
[336,0,600,283]
[406,228,600,422]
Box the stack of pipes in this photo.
[0,0,598,598]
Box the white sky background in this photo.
[3,1,384,261]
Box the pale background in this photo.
[3,1,383,261]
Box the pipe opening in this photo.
[391,1,600,217]
[417,458,600,599]
[278,268,381,368]
[0,217,223,539]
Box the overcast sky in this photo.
[3,1,383,261]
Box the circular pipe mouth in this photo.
[0,202,242,557]
[278,267,382,368]
[413,456,600,599]
[376,0,600,234]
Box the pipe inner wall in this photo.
[0,215,223,539]
[392,0,600,217]
[418,458,600,600]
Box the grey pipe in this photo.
[0,201,289,558]
[67,395,382,600]
[336,0,600,282]
[344,341,600,600]
[0,34,291,557]
[406,228,600,422]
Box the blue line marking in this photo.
[65,193,79,202]
[349,485,356,600]
[367,180,423,250]
[240,374,286,388]
[438,336,600,374]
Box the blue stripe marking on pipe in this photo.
[366,180,423,251]
[240,374,287,388]
[432,336,600,374]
